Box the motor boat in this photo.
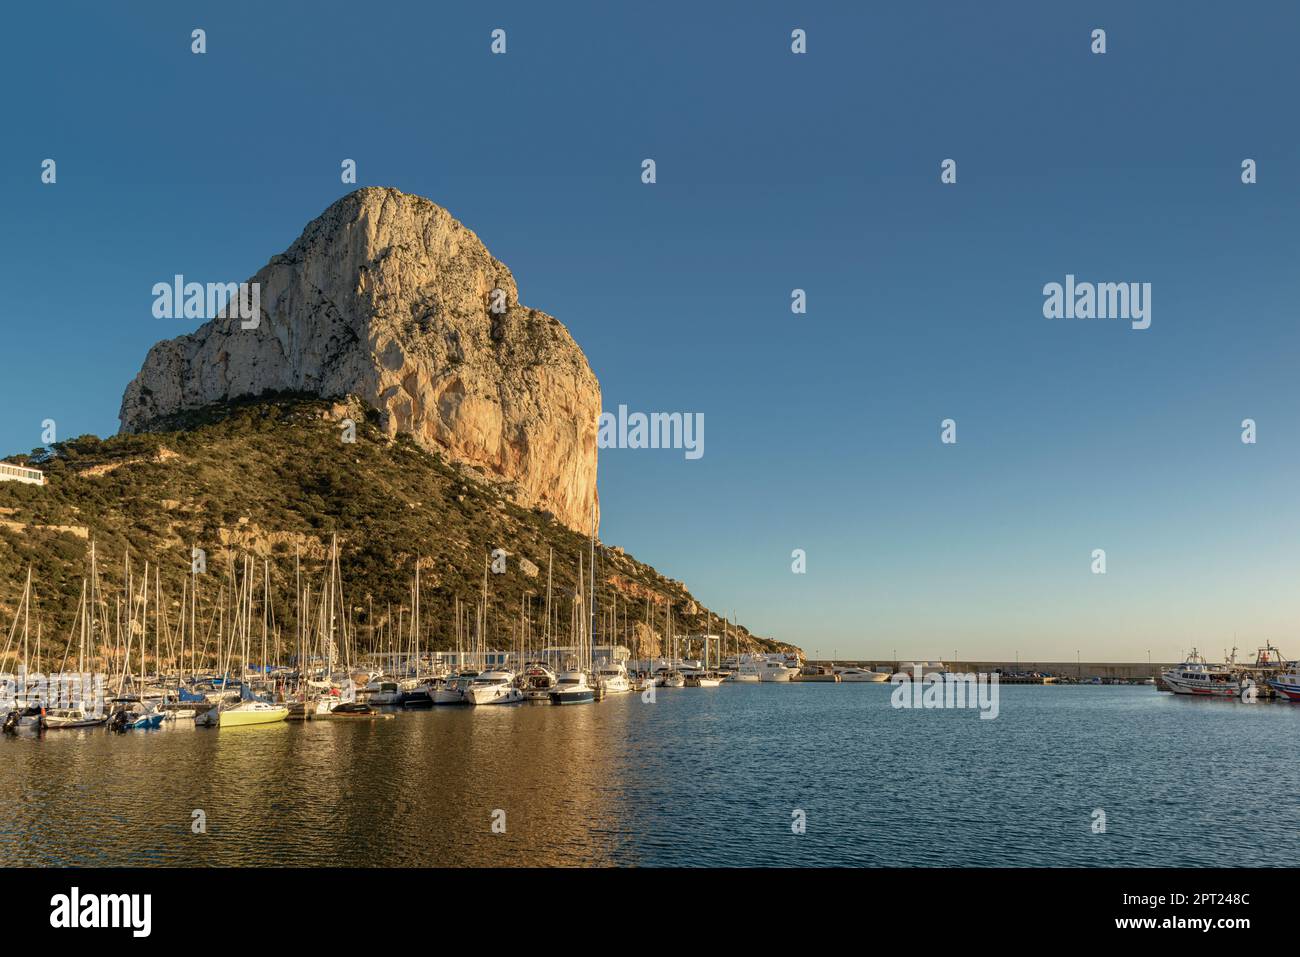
[325,701,383,718]
[432,671,477,705]
[399,677,438,707]
[367,680,403,705]
[759,659,794,682]
[464,670,523,705]
[2,703,46,733]
[520,663,558,701]
[550,670,595,705]
[834,666,891,682]
[108,697,164,731]
[595,660,632,694]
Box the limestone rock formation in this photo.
[120,187,600,532]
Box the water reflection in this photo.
[0,686,1297,867]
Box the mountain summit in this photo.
[120,188,601,533]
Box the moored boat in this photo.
[792,666,840,682]
[367,680,404,706]
[550,670,595,705]
[108,697,164,732]
[833,666,891,682]
[464,670,523,705]
[2,704,46,733]
[43,707,108,729]
[432,671,476,705]
[1266,670,1300,701]
[685,671,724,687]
[1161,650,1244,697]
[595,659,632,694]
[520,663,558,701]
[758,659,794,682]
[218,700,289,727]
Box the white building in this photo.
[0,464,44,486]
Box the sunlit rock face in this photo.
[120,187,600,532]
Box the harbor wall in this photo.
[811,660,1173,681]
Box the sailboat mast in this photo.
[588,505,596,671]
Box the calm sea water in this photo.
[1,684,1296,867]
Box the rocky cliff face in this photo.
[119,187,600,532]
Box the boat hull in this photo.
[1267,677,1300,701]
[219,706,288,727]
[465,686,523,705]
[550,689,595,705]
[1162,673,1244,697]
[44,717,107,729]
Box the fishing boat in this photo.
[834,666,891,683]
[218,700,289,727]
[464,670,523,705]
[595,659,631,694]
[520,663,558,701]
[550,669,595,705]
[1266,669,1300,701]
[44,707,108,729]
[1161,650,1244,697]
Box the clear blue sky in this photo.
[3,2,1299,662]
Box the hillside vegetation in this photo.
[0,395,795,667]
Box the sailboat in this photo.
[43,707,107,729]
[218,698,289,727]
[658,603,686,687]
[1,568,48,732]
[214,557,287,727]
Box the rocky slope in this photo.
[120,188,600,533]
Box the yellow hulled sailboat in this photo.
[218,700,289,727]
